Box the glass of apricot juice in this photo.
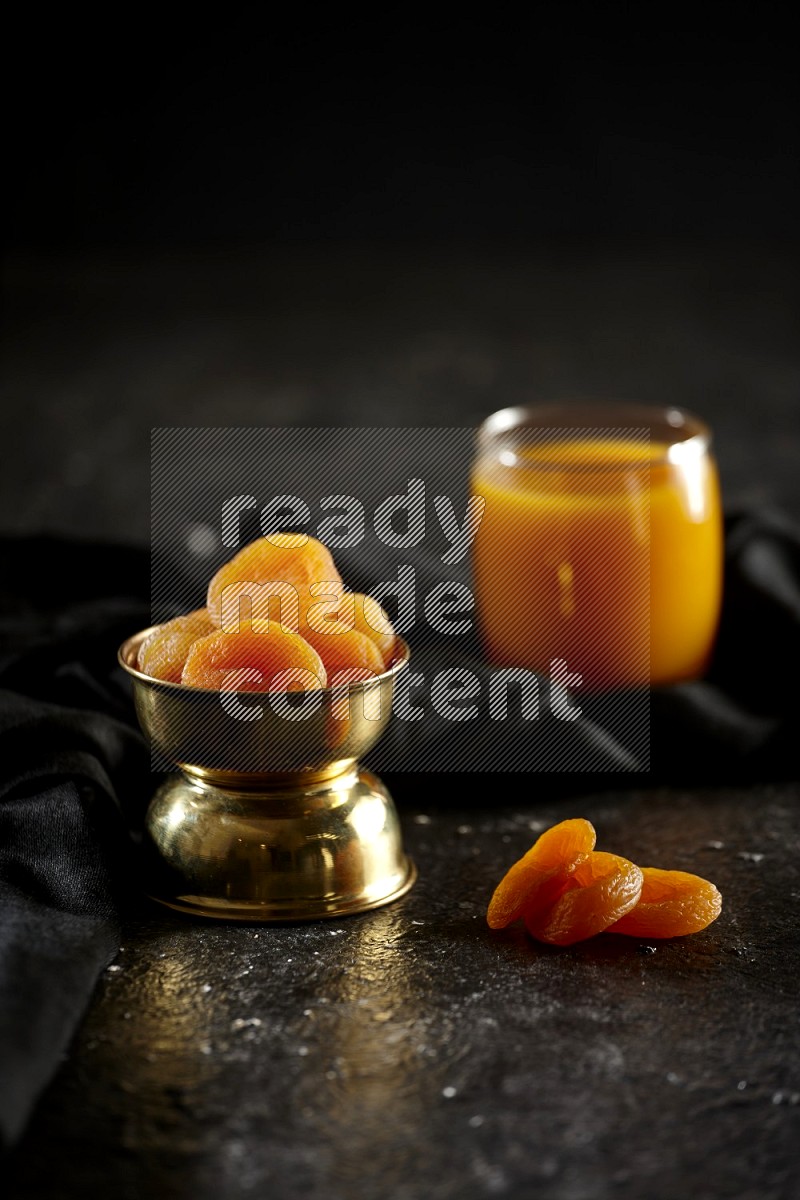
[471,403,723,692]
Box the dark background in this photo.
[8,12,799,248]
[3,9,799,542]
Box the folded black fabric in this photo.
[1,510,798,1148]
[0,539,150,1148]
[651,508,800,780]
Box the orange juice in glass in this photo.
[471,404,723,692]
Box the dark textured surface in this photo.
[8,782,799,1200]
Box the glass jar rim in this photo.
[476,402,712,471]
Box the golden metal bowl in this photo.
[118,629,416,922]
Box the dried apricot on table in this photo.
[137,609,215,683]
[181,627,327,692]
[207,535,344,629]
[606,868,722,938]
[486,818,596,930]
[524,851,644,946]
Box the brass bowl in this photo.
[119,629,416,922]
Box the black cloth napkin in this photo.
[0,539,150,1148]
[1,510,799,1148]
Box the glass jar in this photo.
[470,403,723,692]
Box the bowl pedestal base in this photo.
[142,765,416,922]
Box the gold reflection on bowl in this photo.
[119,628,416,921]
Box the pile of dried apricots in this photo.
[137,534,397,691]
[487,819,721,944]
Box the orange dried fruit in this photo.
[207,535,343,629]
[486,818,596,930]
[300,621,385,683]
[607,868,722,938]
[524,851,644,946]
[137,609,215,683]
[316,593,396,666]
[181,626,327,692]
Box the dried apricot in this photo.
[207,535,343,629]
[607,868,722,938]
[181,627,327,692]
[524,851,643,946]
[486,818,596,930]
[300,621,385,682]
[137,610,215,683]
[316,593,396,666]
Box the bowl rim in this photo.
[118,626,410,698]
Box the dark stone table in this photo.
[8,781,799,1200]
